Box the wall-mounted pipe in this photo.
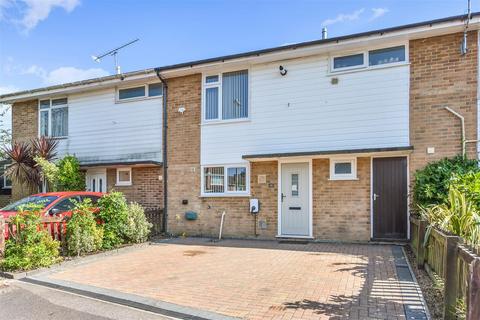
[444,107,466,157]
[155,68,168,234]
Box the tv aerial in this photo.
[91,38,139,75]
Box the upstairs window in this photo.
[204,70,248,121]
[117,83,163,101]
[369,46,405,66]
[333,53,364,70]
[331,45,406,72]
[39,98,68,138]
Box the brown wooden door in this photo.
[372,157,408,240]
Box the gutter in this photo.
[155,68,168,234]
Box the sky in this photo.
[0,0,477,130]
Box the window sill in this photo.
[199,193,251,198]
[115,95,162,104]
[201,118,251,126]
[328,177,359,181]
[115,183,132,187]
[41,136,68,140]
[327,62,409,77]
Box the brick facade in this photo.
[11,99,39,200]
[165,74,373,240]
[313,158,371,241]
[106,166,163,209]
[409,31,478,175]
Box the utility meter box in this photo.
[249,199,259,214]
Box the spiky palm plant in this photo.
[31,136,58,161]
[3,137,59,193]
[3,141,39,190]
[420,188,480,247]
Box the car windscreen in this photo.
[1,195,59,211]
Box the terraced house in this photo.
[1,13,479,242]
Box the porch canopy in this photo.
[242,146,414,161]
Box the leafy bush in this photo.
[65,199,103,256]
[450,171,480,209]
[34,156,60,191]
[124,203,152,243]
[57,155,85,191]
[419,188,480,247]
[413,156,479,208]
[1,205,60,271]
[97,192,129,249]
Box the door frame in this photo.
[277,158,313,238]
[370,155,410,240]
[86,168,107,192]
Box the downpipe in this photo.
[218,211,226,241]
[155,68,168,234]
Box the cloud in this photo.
[321,8,365,27]
[0,0,80,31]
[371,8,389,20]
[0,85,19,95]
[23,65,109,85]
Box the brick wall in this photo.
[409,31,478,175]
[11,100,39,200]
[312,158,371,241]
[166,74,279,238]
[12,100,38,143]
[106,166,163,209]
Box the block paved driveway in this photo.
[32,239,428,320]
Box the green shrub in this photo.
[450,171,480,209]
[57,155,85,191]
[124,203,152,243]
[65,199,103,256]
[1,205,60,271]
[97,192,129,249]
[413,155,479,208]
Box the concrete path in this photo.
[0,278,171,320]
[23,239,429,320]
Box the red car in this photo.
[0,191,104,220]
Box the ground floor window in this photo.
[329,158,357,180]
[116,168,132,186]
[202,164,249,196]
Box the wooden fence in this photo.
[0,209,164,255]
[410,216,480,320]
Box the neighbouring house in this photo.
[1,13,479,241]
[1,76,164,210]
[0,159,12,207]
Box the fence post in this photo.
[0,216,4,257]
[444,235,460,320]
[467,258,480,320]
[417,219,427,269]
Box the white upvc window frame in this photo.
[330,44,408,73]
[201,163,250,197]
[38,98,68,139]
[202,69,250,124]
[116,167,132,186]
[329,157,357,181]
[330,53,367,72]
[203,74,222,122]
[116,82,163,103]
[3,164,11,189]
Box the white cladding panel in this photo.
[56,88,162,164]
[201,55,409,164]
